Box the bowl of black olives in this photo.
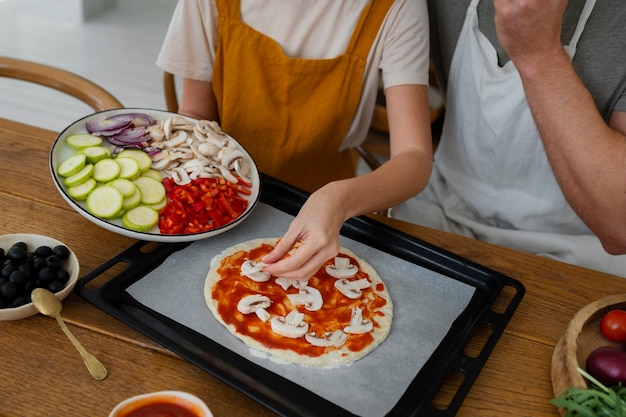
[0,234,79,320]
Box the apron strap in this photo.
[347,0,396,59]
[215,0,241,19]
[565,0,597,60]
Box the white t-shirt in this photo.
[157,0,430,149]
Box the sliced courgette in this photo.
[142,168,163,182]
[63,163,94,187]
[67,177,96,201]
[79,145,111,164]
[66,134,102,149]
[57,154,87,177]
[122,206,159,231]
[86,185,123,219]
[133,176,166,205]
[116,157,141,180]
[121,187,142,211]
[116,149,153,173]
[92,159,121,183]
[108,178,136,197]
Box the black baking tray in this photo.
[75,174,525,417]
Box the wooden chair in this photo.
[0,56,123,111]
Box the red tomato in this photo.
[600,309,626,343]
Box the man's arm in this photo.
[495,0,626,254]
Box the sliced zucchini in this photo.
[108,178,136,197]
[116,157,141,180]
[57,154,87,177]
[79,145,111,164]
[92,159,121,183]
[65,134,102,149]
[149,198,168,211]
[63,163,94,187]
[133,176,166,205]
[122,206,159,232]
[142,168,163,182]
[116,149,153,173]
[86,185,123,219]
[121,187,142,211]
[67,177,96,201]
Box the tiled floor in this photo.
[0,0,177,132]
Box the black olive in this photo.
[9,270,27,287]
[12,242,28,251]
[56,269,70,284]
[52,245,70,260]
[0,281,18,300]
[11,296,28,308]
[37,267,56,284]
[45,255,62,269]
[47,280,65,293]
[1,264,16,278]
[6,246,27,263]
[34,245,52,258]
[31,256,45,271]
[17,263,35,280]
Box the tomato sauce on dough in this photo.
[212,244,388,357]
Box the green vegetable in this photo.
[551,367,626,416]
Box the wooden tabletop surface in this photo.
[1,116,625,417]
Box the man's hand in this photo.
[494,0,568,69]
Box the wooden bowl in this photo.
[0,234,79,321]
[551,294,626,400]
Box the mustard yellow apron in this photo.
[212,0,393,192]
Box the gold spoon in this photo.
[31,288,108,381]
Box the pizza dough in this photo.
[204,238,393,367]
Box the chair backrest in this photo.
[0,56,123,112]
[163,71,178,113]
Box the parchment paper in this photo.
[128,203,475,416]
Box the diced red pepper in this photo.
[157,176,252,235]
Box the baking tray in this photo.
[75,174,525,416]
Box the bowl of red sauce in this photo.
[109,391,213,417]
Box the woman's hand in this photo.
[261,183,346,280]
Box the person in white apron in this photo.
[393,0,626,278]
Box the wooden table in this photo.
[1,116,625,417]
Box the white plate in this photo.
[49,108,260,243]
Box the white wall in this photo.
[18,0,117,23]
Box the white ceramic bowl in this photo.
[109,391,213,417]
[0,234,79,321]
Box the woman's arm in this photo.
[177,78,219,122]
[495,0,626,254]
[262,84,433,280]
